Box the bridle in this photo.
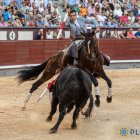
[83,31,102,68]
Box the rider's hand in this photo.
[66,8,70,14]
[95,27,100,33]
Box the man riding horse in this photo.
[56,9,109,73]
[56,9,100,73]
[17,10,112,110]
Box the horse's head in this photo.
[81,28,98,60]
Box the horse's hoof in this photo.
[21,107,26,111]
[95,99,100,107]
[49,128,57,134]
[71,124,77,129]
[46,116,52,122]
[106,96,112,103]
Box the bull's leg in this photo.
[96,69,112,103]
[71,107,80,129]
[49,104,67,134]
[46,95,59,122]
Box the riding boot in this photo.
[103,53,110,66]
[55,55,69,74]
[84,68,98,87]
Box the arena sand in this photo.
[0,69,140,140]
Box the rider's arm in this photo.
[89,18,100,32]
[78,16,98,27]
[78,16,100,32]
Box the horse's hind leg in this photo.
[30,61,58,93]
[46,95,59,122]
[97,69,112,103]
[21,78,47,110]
[49,103,67,134]
[22,68,56,110]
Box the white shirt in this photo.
[114,9,123,17]
[96,15,107,22]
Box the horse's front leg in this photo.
[83,68,101,107]
[83,68,100,107]
[96,69,112,103]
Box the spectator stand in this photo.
[98,27,139,39]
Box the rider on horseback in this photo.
[56,9,104,73]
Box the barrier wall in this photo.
[0,39,140,66]
[0,28,70,40]
[0,27,139,40]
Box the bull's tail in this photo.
[76,69,93,117]
[87,93,94,117]
[81,93,94,118]
[17,60,49,84]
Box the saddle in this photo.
[66,40,84,59]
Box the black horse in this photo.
[46,66,94,134]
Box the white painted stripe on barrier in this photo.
[0,64,38,69]
[111,60,140,63]
[0,60,140,69]
[18,31,33,40]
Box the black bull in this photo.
[46,66,94,134]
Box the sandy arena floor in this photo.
[0,69,140,140]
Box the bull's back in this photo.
[56,66,92,98]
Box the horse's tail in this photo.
[17,60,49,84]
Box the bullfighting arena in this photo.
[0,68,140,140]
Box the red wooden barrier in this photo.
[0,39,140,66]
